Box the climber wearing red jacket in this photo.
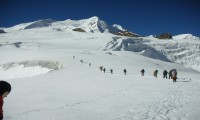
[0,81,11,120]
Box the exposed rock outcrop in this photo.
[116,31,141,37]
[0,29,6,33]
[157,33,172,39]
[73,28,86,32]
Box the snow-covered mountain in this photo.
[4,16,138,36]
[0,17,200,120]
[1,17,200,71]
[173,34,200,40]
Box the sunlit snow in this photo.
[0,17,200,120]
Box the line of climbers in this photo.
[100,66,178,82]
[151,69,177,82]
[73,56,178,82]
[73,56,92,67]
[141,69,177,82]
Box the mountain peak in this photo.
[88,16,99,20]
[112,24,126,31]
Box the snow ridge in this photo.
[105,37,171,62]
[173,34,200,40]
[24,19,57,29]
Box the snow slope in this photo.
[143,37,200,72]
[104,36,200,71]
[0,18,200,120]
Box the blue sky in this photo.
[0,0,200,36]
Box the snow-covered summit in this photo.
[59,16,126,34]
[173,34,200,40]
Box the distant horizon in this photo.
[0,0,200,36]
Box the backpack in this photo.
[172,69,177,76]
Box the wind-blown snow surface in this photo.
[0,26,200,120]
